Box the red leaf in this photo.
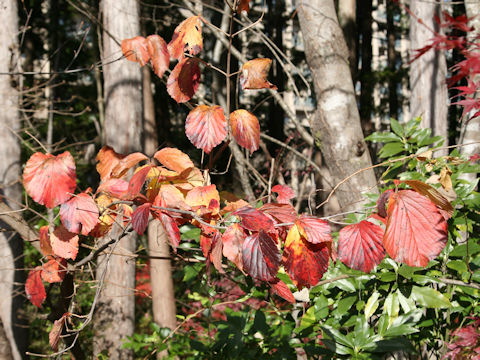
[41,258,67,283]
[234,206,275,232]
[185,105,227,153]
[222,223,246,271]
[157,212,181,248]
[237,0,251,13]
[168,16,203,60]
[121,36,150,66]
[146,35,169,78]
[50,225,79,260]
[259,203,297,224]
[25,268,46,308]
[283,224,329,289]
[185,184,220,212]
[240,58,277,90]
[132,203,151,235]
[60,192,99,235]
[167,57,201,103]
[96,178,129,198]
[384,190,448,267]
[242,230,280,282]
[230,109,260,153]
[111,152,148,178]
[271,184,295,204]
[23,152,77,208]
[338,220,385,273]
[377,189,394,218]
[270,279,295,303]
[211,232,224,274]
[39,225,53,257]
[154,147,194,173]
[403,180,454,218]
[49,314,67,351]
[296,215,331,244]
[127,166,152,198]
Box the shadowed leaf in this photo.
[234,206,275,232]
[50,225,79,260]
[121,36,150,66]
[222,223,246,270]
[167,58,201,103]
[132,203,151,235]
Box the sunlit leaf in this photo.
[222,223,246,270]
[240,58,277,90]
[96,178,129,198]
[147,35,169,78]
[185,105,227,153]
[23,152,77,208]
[60,192,99,235]
[156,212,181,248]
[25,268,46,308]
[50,225,79,260]
[296,215,331,244]
[230,109,260,153]
[41,258,67,283]
[283,224,329,289]
[338,220,385,273]
[384,190,448,267]
[185,184,220,213]
[403,180,453,218]
[121,36,150,66]
[271,184,295,204]
[132,203,151,235]
[259,203,297,224]
[270,279,295,303]
[168,16,203,60]
[242,230,280,282]
[127,165,152,198]
[154,147,194,173]
[167,58,201,103]
[111,152,148,178]
[234,206,275,232]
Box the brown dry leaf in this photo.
[439,166,453,192]
[239,58,277,90]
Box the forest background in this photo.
[0,0,479,359]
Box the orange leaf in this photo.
[384,190,448,267]
[185,105,227,153]
[158,184,190,211]
[168,16,203,60]
[222,223,246,271]
[240,58,277,90]
[283,224,329,289]
[23,152,77,208]
[121,36,150,66]
[242,230,280,282]
[60,192,99,235]
[146,35,169,78]
[41,258,67,283]
[39,225,53,257]
[237,0,251,13]
[25,268,46,308]
[111,152,148,178]
[186,184,220,209]
[50,225,79,260]
[154,147,194,173]
[167,58,201,103]
[338,220,385,273]
[96,146,147,180]
[296,215,331,244]
[230,109,260,153]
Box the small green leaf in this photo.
[365,132,402,143]
[336,295,357,316]
[364,291,380,320]
[390,119,404,137]
[411,286,451,308]
[379,142,405,158]
[447,260,468,273]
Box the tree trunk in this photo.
[297,0,378,211]
[409,0,448,151]
[338,0,357,80]
[94,0,143,358]
[387,0,399,119]
[0,0,26,358]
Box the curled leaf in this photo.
[240,58,277,90]
[154,147,194,173]
[25,268,46,308]
[147,35,169,78]
[271,184,295,204]
[121,36,150,66]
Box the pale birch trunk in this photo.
[0,0,26,358]
[94,0,143,357]
[297,0,378,211]
[338,0,357,79]
[409,0,448,152]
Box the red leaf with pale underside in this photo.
[240,58,277,90]
[121,36,150,66]
[23,152,77,208]
[234,206,275,232]
[167,58,201,103]
[60,192,99,235]
[271,184,295,204]
[185,105,227,153]
[283,224,329,289]
[403,180,454,218]
[147,35,169,78]
[41,258,67,283]
[230,109,260,153]
[154,147,194,173]
[338,220,385,273]
[270,279,295,303]
[50,225,79,260]
[96,178,129,198]
[296,215,331,244]
[25,268,46,308]
[242,230,280,282]
[132,203,151,235]
[222,223,246,271]
[384,190,448,267]
[168,16,203,60]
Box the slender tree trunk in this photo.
[94,0,143,358]
[0,320,13,360]
[0,1,26,358]
[297,0,378,211]
[409,0,448,151]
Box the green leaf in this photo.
[365,132,402,143]
[447,260,468,273]
[384,323,419,337]
[336,295,357,317]
[379,142,405,158]
[411,286,451,308]
[396,289,416,314]
[398,265,421,279]
[390,119,404,137]
[373,338,415,353]
[364,291,380,320]
[383,292,399,321]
